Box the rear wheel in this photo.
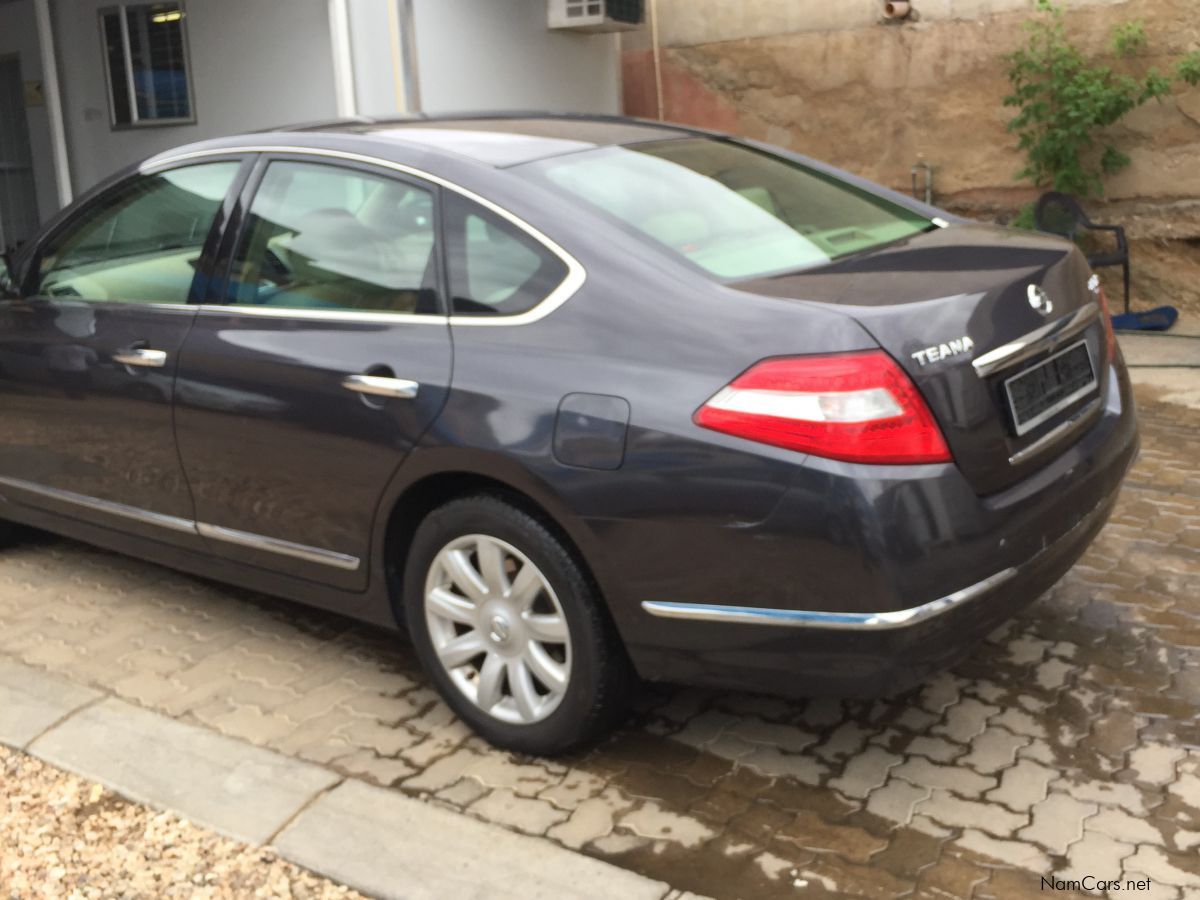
[403,495,631,755]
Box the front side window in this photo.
[101,2,193,127]
[227,161,439,315]
[34,161,238,304]
[443,193,568,317]
[518,138,932,280]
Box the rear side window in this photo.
[517,139,932,280]
[33,161,238,304]
[443,193,568,317]
[227,160,439,314]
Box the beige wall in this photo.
[634,0,1132,48]
[624,0,1200,235]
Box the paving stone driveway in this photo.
[1,386,1197,900]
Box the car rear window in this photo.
[517,138,932,280]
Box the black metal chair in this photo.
[1034,192,1131,312]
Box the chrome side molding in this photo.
[195,523,361,571]
[0,476,360,572]
[641,567,1019,631]
[972,302,1099,378]
[342,374,419,400]
[0,476,197,533]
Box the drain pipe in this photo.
[911,160,933,205]
[649,0,664,121]
[395,0,421,114]
[33,0,72,208]
[328,0,358,117]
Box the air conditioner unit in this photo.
[547,0,644,33]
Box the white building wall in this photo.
[8,0,623,219]
[410,0,620,115]
[53,0,341,193]
[0,0,60,223]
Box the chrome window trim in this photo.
[972,302,1099,378]
[142,145,587,328]
[0,476,197,534]
[194,304,448,325]
[196,523,361,572]
[641,567,1019,631]
[0,476,360,571]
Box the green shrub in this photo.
[1003,0,1185,198]
[1179,51,1200,87]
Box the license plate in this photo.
[1004,339,1097,436]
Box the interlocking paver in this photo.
[618,801,714,848]
[983,759,1055,812]
[865,777,930,826]
[891,756,996,798]
[1124,846,1200,889]
[1017,792,1097,855]
[1058,830,1132,884]
[1065,779,1148,815]
[1,387,1198,898]
[957,828,1050,871]
[547,790,626,849]
[916,790,1027,836]
[960,727,1029,775]
[827,746,901,799]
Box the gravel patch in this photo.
[1,745,364,899]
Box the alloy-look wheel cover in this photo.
[424,534,572,725]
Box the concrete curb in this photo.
[0,656,676,900]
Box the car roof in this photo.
[278,113,710,167]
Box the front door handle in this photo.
[113,347,168,368]
[342,374,419,400]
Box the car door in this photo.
[173,154,453,590]
[0,157,246,547]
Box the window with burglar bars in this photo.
[99,2,194,128]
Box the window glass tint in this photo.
[228,161,439,314]
[101,3,193,126]
[519,139,932,280]
[444,193,568,317]
[35,161,238,304]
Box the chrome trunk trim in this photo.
[972,302,1099,378]
[1008,397,1103,466]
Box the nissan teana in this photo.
[0,115,1138,753]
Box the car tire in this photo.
[403,494,632,755]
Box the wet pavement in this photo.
[0,384,1197,899]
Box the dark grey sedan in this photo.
[0,115,1138,754]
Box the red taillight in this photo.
[1095,283,1118,362]
[694,351,952,465]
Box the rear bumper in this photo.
[610,362,1139,696]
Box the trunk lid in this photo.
[734,224,1108,494]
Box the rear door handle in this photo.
[113,348,168,368]
[342,374,419,400]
